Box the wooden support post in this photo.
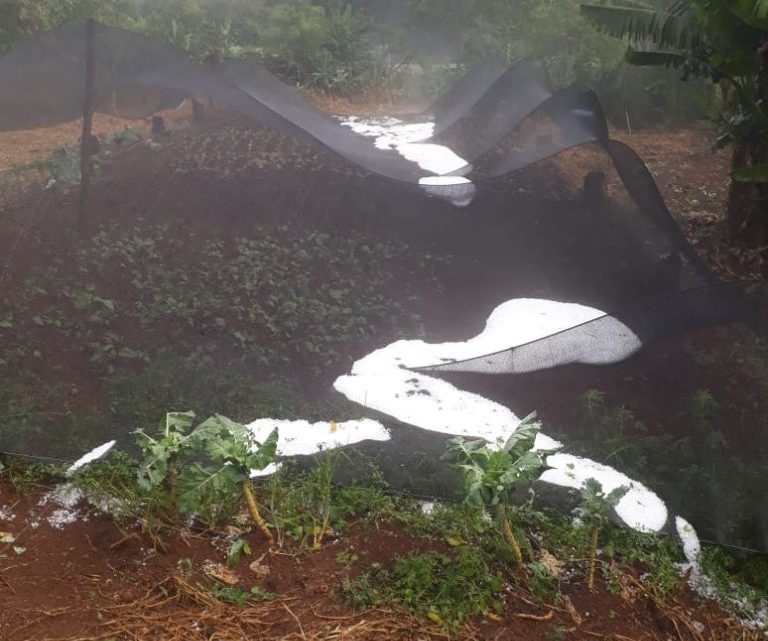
[78,18,96,234]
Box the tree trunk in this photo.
[728,140,768,248]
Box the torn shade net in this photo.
[0,21,766,552]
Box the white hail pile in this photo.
[338,115,476,207]
[333,298,664,533]
[66,440,116,476]
[245,418,390,477]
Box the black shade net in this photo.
[0,20,766,552]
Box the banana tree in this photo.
[581,0,768,245]
[574,479,629,591]
[445,414,546,575]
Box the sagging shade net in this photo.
[0,20,766,553]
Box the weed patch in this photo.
[342,547,504,629]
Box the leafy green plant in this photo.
[263,450,380,550]
[687,388,719,434]
[202,581,276,607]
[0,454,63,495]
[177,414,278,542]
[305,449,340,548]
[70,450,151,522]
[574,479,629,590]
[134,411,199,515]
[444,414,546,574]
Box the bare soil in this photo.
[0,478,757,641]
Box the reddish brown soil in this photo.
[614,128,766,281]
[0,478,756,641]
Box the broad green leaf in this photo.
[580,3,701,50]
[731,0,768,29]
[502,413,541,458]
[227,538,251,567]
[165,411,196,436]
[245,427,279,471]
[176,462,238,517]
[574,478,630,523]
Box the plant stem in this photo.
[499,504,526,575]
[242,479,273,543]
[168,462,178,516]
[588,523,599,591]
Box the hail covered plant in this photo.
[445,413,546,574]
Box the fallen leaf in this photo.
[427,611,442,625]
[249,553,271,578]
[202,560,239,586]
[0,532,15,544]
[538,549,564,578]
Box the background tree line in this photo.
[0,0,714,128]
[4,0,766,241]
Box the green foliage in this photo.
[342,547,503,629]
[733,163,768,183]
[445,414,546,572]
[135,411,197,490]
[576,478,629,588]
[0,0,717,118]
[444,413,546,510]
[699,547,768,623]
[69,449,156,521]
[575,478,629,526]
[467,0,623,85]
[226,538,251,567]
[117,411,279,526]
[263,453,394,549]
[573,388,656,474]
[1,220,441,456]
[175,415,277,520]
[565,388,768,556]
[0,454,63,494]
[7,224,439,375]
[203,581,277,606]
[0,0,141,53]
[200,415,278,476]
